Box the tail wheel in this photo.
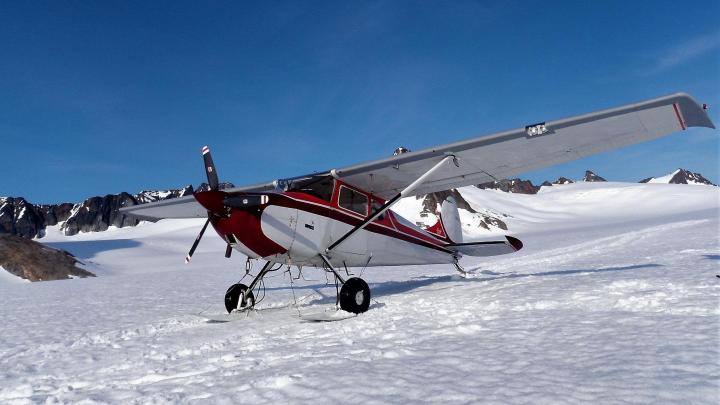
[339,277,371,314]
[224,283,255,313]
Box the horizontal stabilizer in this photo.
[448,236,523,257]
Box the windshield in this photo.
[286,175,334,201]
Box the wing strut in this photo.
[326,154,458,253]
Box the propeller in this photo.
[185,145,223,264]
[185,218,211,263]
[185,145,270,264]
[202,145,219,191]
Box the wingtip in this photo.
[505,236,523,251]
[674,93,716,129]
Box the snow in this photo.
[0,266,29,284]
[647,169,682,184]
[1,183,719,404]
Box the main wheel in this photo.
[224,283,255,313]
[339,277,371,314]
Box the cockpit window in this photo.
[287,175,334,201]
[339,186,368,216]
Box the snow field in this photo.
[0,182,718,404]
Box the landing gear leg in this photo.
[319,254,371,314]
[224,261,274,313]
[453,260,469,277]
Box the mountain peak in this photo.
[553,177,575,185]
[476,178,540,194]
[583,170,607,182]
[640,168,716,186]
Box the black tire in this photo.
[339,277,371,314]
[224,283,255,313]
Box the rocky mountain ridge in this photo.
[477,170,608,194]
[639,168,716,186]
[477,168,714,194]
[0,186,197,239]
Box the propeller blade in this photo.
[185,218,211,263]
[202,145,219,191]
[225,243,232,258]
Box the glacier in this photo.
[0,182,718,404]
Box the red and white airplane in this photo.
[121,93,714,315]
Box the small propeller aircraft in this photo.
[120,93,714,315]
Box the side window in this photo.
[339,187,368,216]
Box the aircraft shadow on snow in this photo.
[258,263,663,306]
[46,239,141,259]
[366,263,665,299]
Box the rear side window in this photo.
[338,186,368,216]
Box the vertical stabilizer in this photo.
[440,196,463,244]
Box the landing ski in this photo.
[299,307,358,322]
[197,303,295,323]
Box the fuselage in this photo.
[196,178,456,268]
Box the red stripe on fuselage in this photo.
[277,192,453,254]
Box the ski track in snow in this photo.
[0,183,718,404]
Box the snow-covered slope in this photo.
[1,183,718,403]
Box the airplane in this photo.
[120,92,714,315]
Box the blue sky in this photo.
[1,1,718,203]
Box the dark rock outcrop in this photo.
[38,203,74,227]
[418,189,508,231]
[61,192,140,236]
[0,233,95,281]
[0,198,47,239]
[421,189,477,214]
[134,185,193,204]
[583,170,607,182]
[553,177,575,185]
[196,182,235,192]
[477,179,540,194]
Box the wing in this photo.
[331,92,714,199]
[121,92,714,220]
[119,195,207,221]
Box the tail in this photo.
[425,196,463,243]
[427,195,523,257]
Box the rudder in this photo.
[439,196,463,244]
